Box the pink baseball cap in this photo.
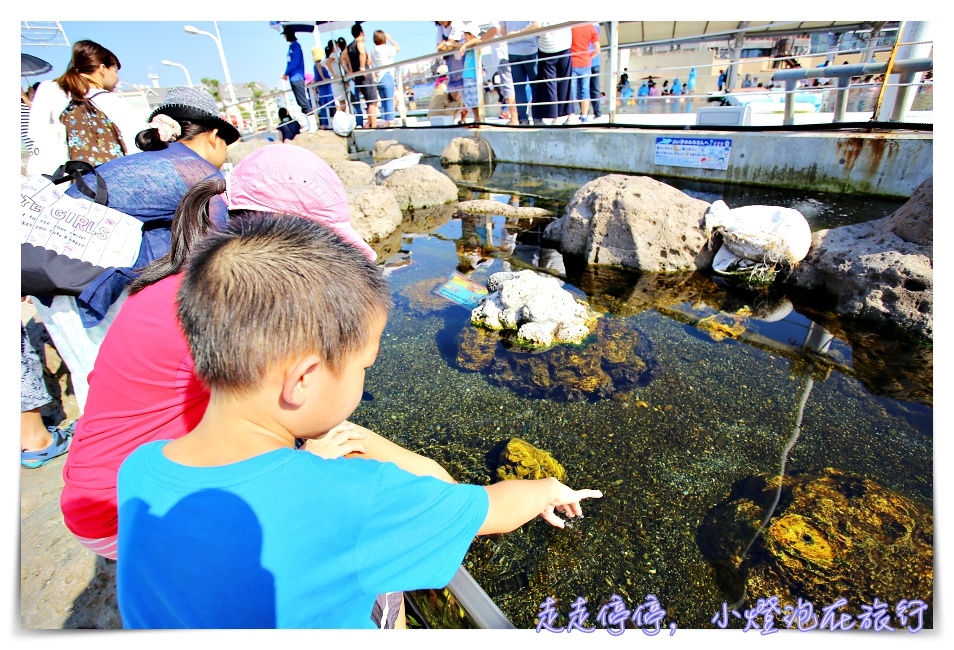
[225,144,376,261]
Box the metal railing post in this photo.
[396,64,408,127]
[890,71,919,122]
[833,74,851,122]
[608,20,618,124]
[726,23,748,92]
[474,47,485,123]
[783,79,797,125]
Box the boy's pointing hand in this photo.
[540,485,603,529]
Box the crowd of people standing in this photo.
[298,21,606,128]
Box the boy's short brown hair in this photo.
[176,214,392,393]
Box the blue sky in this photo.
[21,21,445,91]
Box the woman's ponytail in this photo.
[128,178,227,294]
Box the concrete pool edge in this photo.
[354,125,932,199]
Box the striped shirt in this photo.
[21,100,34,150]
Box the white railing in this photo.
[215,21,932,134]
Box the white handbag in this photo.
[332,109,357,137]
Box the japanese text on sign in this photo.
[654,137,732,170]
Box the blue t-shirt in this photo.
[117,441,489,628]
[285,40,305,81]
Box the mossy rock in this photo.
[457,316,660,401]
[697,467,933,624]
[494,438,567,482]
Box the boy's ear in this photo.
[280,355,324,407]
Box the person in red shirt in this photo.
[569,23,600,122]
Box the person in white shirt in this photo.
[508,22,572,124]
[370,31,401,128]
[27,40,146,175]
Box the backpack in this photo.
[59,91,126,166]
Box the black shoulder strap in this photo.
[43,161,108,205]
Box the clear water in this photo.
[350,161,932,629]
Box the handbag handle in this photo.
[44,161,108,205]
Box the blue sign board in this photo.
[653,137,732,170]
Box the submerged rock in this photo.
[401,202,458,235]
[457,316,660,401]
[788,177,933,340]
[398,278,456,313]
[494,438,568,482]
[542,174,716,272]
[697,467,933,621]
[442,162,496,185]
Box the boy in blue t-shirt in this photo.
[116,215,601,628]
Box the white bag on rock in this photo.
[704,200,812,271]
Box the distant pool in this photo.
[350,161,932,629]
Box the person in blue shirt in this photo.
[116,213,602,629]
[282,26,312,116]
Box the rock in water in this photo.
[372,139,418,162]
[494,438,567,482]
[697,467,933,623]
[788,177,932,339]
[441,135,494,164]
[542,174,716,271]
[383,165,459,211]
[457,316,660,401]
[471,270,598,348]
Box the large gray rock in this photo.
[286,130,350,163]
[331,160,374,187]
[788,177,933,339]
[345,185,403,244]
[383,165,459,211]
[543,174,716,272]
[441,136,494,164]
[372,139,418,162]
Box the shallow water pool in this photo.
[351,162,932,630]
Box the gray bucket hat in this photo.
[148,86,241,145]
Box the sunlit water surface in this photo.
[349,160,932,629]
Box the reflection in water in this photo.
[357,178,931,628]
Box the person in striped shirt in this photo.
[21,82,39,152]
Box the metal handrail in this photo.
[216,21,930,133]
[772,57,932,123]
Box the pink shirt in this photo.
[61,274,210,539]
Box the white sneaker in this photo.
[565,114,581,125]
